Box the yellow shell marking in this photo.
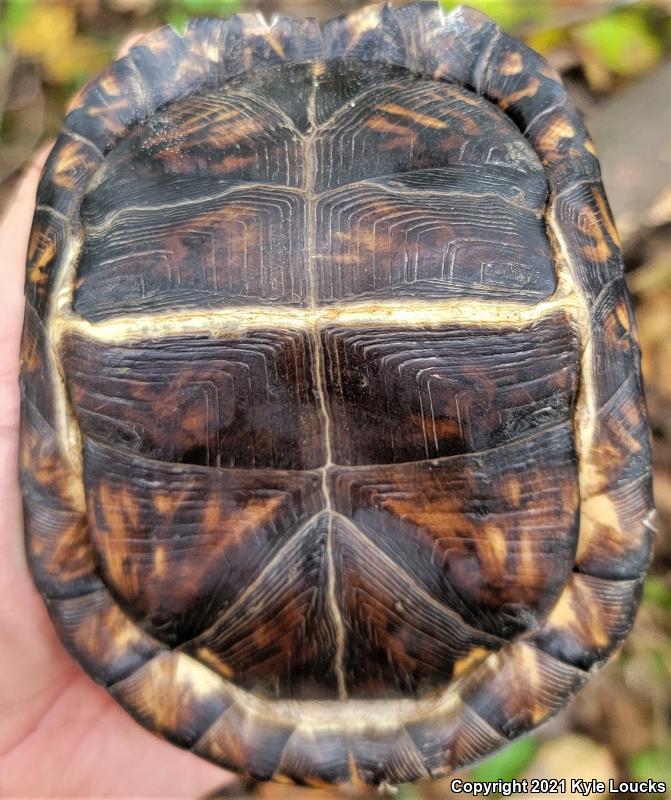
[500,51,524,76]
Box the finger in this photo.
[0,142,53,472]
[0,142,75,754]
[0,143,52,529]
[0,142,51,230]
[0,142,54,592]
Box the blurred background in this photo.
[1,1,670,798]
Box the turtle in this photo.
[19,1,655,788]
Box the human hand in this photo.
[0,137,236,800]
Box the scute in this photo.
[323,313,578,464]
[57,61,580,702]
[20,1,653,788]
[61,331,323,469]
[73,60,555,321]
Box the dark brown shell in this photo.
[20,2,654,787]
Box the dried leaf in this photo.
[9,4,112,86]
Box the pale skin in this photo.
[0,40,237,800]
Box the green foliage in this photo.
[166,9,190,31]
[181,0,241,10]
[471,737,537,782]
[573,8,663,79]
[395,786,421,800]
[643,577,671,613]
[440,0,549,30]
[1,0,37,41]
[630,747,671,783]
[167,0,243,32]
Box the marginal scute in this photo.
[276,728,350,785]
[553,182,623,302]
[587,374,651,497]
[181,16,230,66]
[477,32,564,124]
[19,399,82,519]
[275,725,430,786]
[323,3,405,65]
[24,498,95,601]
[48,590,166,685]
[37,133,104,217]
[65,55,149,152]
[110,652,232,747]
[396,3,494,80]
[194,702,295,781]
[225,13,305,67]
[266,15,323,61]
[19,306,54,425]
[531,573,644,670]
[24,206,69,321]
[458,642,586,739]
[576,478,653,579]
[591,279,641,407]
[527,107,601,189]
[130,29,209,106]
[405,703,505,776]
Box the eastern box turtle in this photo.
[20,1,654,787]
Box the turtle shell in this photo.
[20,1,654,787]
